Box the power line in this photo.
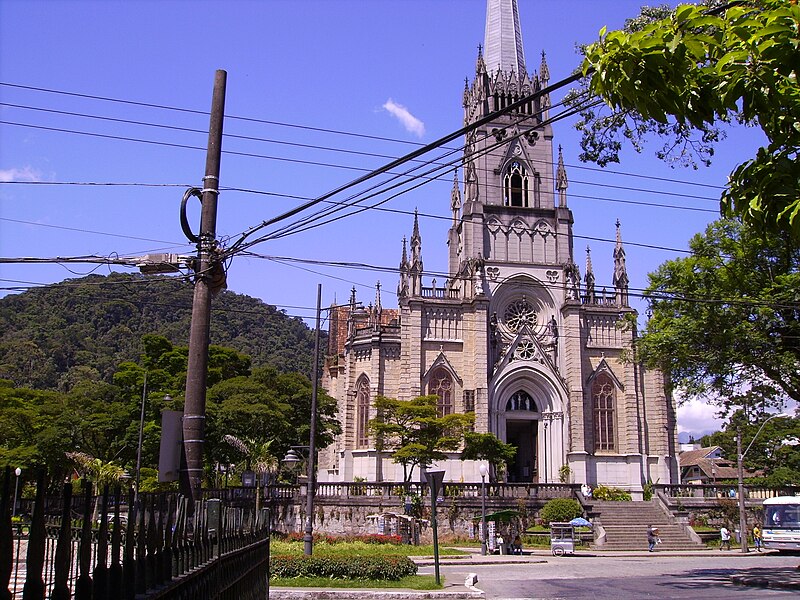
[0,82,729,192]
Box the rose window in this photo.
[504,298,537,332]
[514,340,537,360]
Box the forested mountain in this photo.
[0,272,317,390]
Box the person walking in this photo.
[753,525,762,552]
[720,525,731,550]
[647,525,657,552]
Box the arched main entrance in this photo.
[504,390,538,482]
[492,369,567,484]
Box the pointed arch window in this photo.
[356,376,371,448]
[428,367,453,417]
[506,390,535,412]
[592,373,616,451]
[503,161,529,207]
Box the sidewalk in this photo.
[269,547,800,599]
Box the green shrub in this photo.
[539,498,582,525]
[270,554,417,580]
[592,485,632,501]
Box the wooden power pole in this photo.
[182,69,227,511]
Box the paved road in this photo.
[423,553,800,599]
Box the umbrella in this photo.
[569,517,592,527]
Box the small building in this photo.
[678,446,757,484]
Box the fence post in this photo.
[93,485,110,600]
[1,466,12,600]
[74,479,93,600]
[50,482,73,600]
[21,469,46,600]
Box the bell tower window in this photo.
[504,161,529,207]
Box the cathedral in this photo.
[319,0,679,495]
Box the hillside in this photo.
[0,272,317,389]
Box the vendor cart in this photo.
[549,522,576,556]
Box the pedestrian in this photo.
[647,524,657,552]
[511,534,523,555]
[581,483,593,498]
[752,525,762,552]
[720,525,731,550]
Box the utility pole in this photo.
[181,69,227,512]
[736,428,748,553]
[304,283,322,556]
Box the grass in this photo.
[270,539,467,557]
[269,540,462,589]
[271,575,441,589]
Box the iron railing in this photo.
[1,468,269,600]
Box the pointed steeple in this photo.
[373,281,382,326]
[556,145,568,208]
[484,0,526,75]
[539,50,551,114]
[584,246,596,304]
[410,210,424,296]
[475,44,486,76]
[398,237,409,299]
[539,50,550,84]
[613,219,629,306]
[451,170,462,224]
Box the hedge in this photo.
[270,554,417,580]
[278,532,403,545]
[539,498,582,525]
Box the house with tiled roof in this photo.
[678,445,758,484]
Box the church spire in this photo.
[410,209,424,296]
[556,145,568,208]
[397,237,409,299]
[584,246,596,304]
[484,0,526,75]
[451,170,462,224]
[613,219,629,306]
[539,50,552,115]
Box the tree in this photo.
[700,410,800,485]
[576,0,800,237]
[461,432,516,483]
[369,395,474,483]
[638,218,800,415]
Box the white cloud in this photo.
[677,397,725,435]
[383,99,425,138]
[0,166,43,182]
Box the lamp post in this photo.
[12,467,21,518]
[479,463,488,556]
[737,412,791,554]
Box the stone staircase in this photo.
[590,500,704,551]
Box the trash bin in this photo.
[735,529,740,543]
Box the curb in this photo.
[270,590,484,600]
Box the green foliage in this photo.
[577,0,800,237]
[0,272,318,389]
[642,480,656,502]
[638,219,800,409]
[270,555,417,581]
[539,498,582,525]
[559,464,572,484]
[592,485,632,501]
[461,432,516,482]
[370,395,474,483]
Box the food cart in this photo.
[549,522,576,556]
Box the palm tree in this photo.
[223,435,277,511]
[66,451,125,522]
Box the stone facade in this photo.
[318,0,679,495]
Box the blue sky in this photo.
[1,0,768,437]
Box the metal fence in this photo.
[1,468,269,600]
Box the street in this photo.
[428,553,800,599]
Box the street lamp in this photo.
[479,463,488,556]
[737,412,792,553]
[12,467,21,518]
